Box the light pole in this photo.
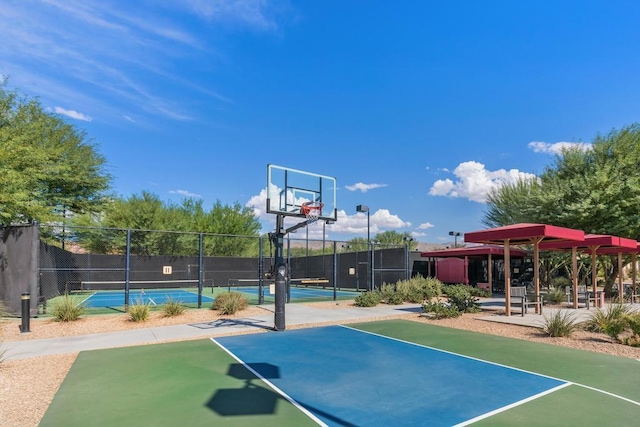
[403,236,414,280]
[449,231,461,247]
[356,205,372,290]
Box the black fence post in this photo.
[20,292,30,333]
[198,233,203,308]
[333,241,338,301]
[258,236,264,305]
[124,229,131,309]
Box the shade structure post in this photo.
[572,246,578,309]
[618,253,624,303]
[532,237,542,314]
[487,253,493,292]
[504,239,511,316]
[590,247,598,307]
[632,253,637,302]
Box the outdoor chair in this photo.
[565,285,591,309]
[510,286,543,317]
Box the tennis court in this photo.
[40,319,640,426]
[79,289,213,308]
[229,285,361,302]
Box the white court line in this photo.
[209,338,328,427]
[341,325,640,409]
[454,383,572,426]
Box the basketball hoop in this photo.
[300,201,324,225]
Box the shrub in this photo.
[542,311,579,337]
[550,276,571,289]
[470,287,491,298]
[386,292,405,305]
[395,276,442,303]
[162,298,186,317]
[443,284,480,313]
[585,304,631,335]
[422,300,461,319]
[354,291,382,307]
[623,312,640,346]
[545,286,567,304]
[128,300,151,322]
[52,294,84,322]
[213,291,248,315]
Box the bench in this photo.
[511,286,543,317]
[565,285,591,309]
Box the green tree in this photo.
[0,80,110,225]
[72,192,261,256]
[483,124,640,293]
[374,230,417,250]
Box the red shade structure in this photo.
[465,223,585,316]
[539,235,638,308]
[594,242,640,303]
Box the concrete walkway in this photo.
[5,299,630,361]
[2,303,424,360]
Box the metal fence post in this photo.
[333,241,338,300]
[198,233,203,308]
[124,229,131,308]
[258,236,264,305]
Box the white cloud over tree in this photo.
[429,161,537,203]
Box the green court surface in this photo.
[40,320,640,426]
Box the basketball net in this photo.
[301,202,323,226]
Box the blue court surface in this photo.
[213,325,567,427]
[231,286,360,300]
[80,289,213,308]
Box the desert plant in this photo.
[354,291,382,307]
[128,300,151,322]
[470,287,491,298]
[51,294,84,322]
[550,276,571,289]
[542,310,579,337]
[545,286,567,304]
[623,312,640,346]
[585,304,631,334]
[162,298,186,317]
[422,299,461,319]
[443,284,481,313]
[213,291,248,315]
[386,292,405,305]
[395,276,442,303]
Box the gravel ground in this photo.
[2,301,640,427]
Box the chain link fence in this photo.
[37,225,412,309]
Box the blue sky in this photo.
[3,1,640,245]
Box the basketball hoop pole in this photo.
[272,214,287,331]
[271,214,318,331]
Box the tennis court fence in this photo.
[4,224,414,312]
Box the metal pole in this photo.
[258,236,264,305]
[20,293,31,333]
[198,233,203,308]
[370,241,375,291]
[333,241,338,300]
[274,215,287,331]
[124,229,131,308]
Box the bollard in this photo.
[20,292,31,333]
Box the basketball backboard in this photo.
[266,164,337,222]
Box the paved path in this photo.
[2,303,424,360]
[5,300,630,361]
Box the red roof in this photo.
[596,241,640,255]
[464,223,584,245]
[539,234,638,251]
[420,244,528,258]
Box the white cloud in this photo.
[345,182,387,193]
[429,161,538,203]
[411,231,427,238]
[418,222,434,230]
[179,0,282,30]
[123,115,135,123]
[528,141,592,154]
[54,106,92,121]
[169,189,202,198]
[245,189,411,237]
